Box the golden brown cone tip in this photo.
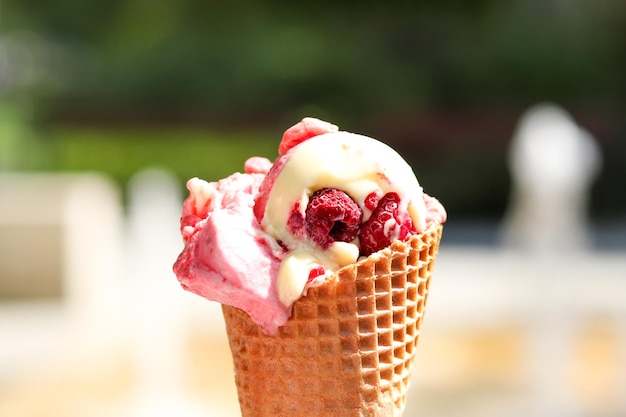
[222,223,443,417]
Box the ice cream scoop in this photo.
[173,117,446,335]
[255,123,431,308]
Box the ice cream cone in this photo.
[222,223,443,417]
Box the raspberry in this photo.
[278,117,339,155]
[286,201,305,238]
[308,265,325,282]
[253,153,289,224]
[359,192,413,256]
[304,188,363,249]
[364,191,379,211]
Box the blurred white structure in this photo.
[0,172,125,379]
[499,103,603,417]
[123,168,208,417]
[501,103,602,254]
[415,245,626,417]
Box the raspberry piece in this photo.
[253,153,289,223]
[244,156,272,175]
[359,192,413,256]
[278,118,339,155]
[364,191,379,211]
[287,201,305,238]
[308,265,325,282]
[305,188,363,249]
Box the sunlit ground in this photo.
[2,316,621,417]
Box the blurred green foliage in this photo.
[1,1,625,219]
[0,101,52,170]
[1,1,624,119]
[51,127,277,185]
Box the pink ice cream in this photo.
[173,118,446,335]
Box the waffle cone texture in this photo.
[222,223,443,417]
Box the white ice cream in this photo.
[261,131,426,306]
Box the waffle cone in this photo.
[222,223,443,417]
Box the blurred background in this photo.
[1,1,625,416]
